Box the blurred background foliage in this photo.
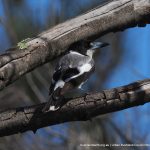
[0,0,150,150]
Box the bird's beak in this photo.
[90,42,109,49]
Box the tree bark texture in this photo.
[0,0,150,137]
[0,79,150,137]
[0,0,149,91]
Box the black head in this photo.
[68,40,109,55]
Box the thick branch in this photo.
[0,79,150,137]
[0,0,150,90]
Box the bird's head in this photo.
[90,42,109,49]
[86,41,109,57]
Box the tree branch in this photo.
[0,79,150,137]
[0,0,150,137]
[0,0,150,91]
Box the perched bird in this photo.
[42,41,109,112]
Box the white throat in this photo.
[86,49,94,58]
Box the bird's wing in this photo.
[45,52,93,112]
[49,67,79,94]
[58,51,90,69]
[49,52,90,93]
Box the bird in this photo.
[42,41,109,112]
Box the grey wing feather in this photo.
[50,52,91,93]
[57,52,90,69]
[50,51,91,93]
[44,52,93,112]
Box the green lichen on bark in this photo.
[17,38,30,49]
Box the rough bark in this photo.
[0,0,150,91]
[0,79,150,137]
[0,0,150,137]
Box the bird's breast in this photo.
[78,63,92,73]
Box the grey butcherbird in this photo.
[42,41,109,112]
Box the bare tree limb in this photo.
[0,0,150,137]
[0,79,150,137]
[0,0,150,91]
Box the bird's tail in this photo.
[42,94,60,112]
